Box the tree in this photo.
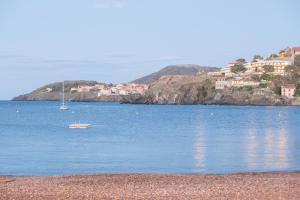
[285,65,297,74]
[294,55,300,67]
[230,64,247,74]
[294,86,300,97]
[236,58,246,64]
[259,83,268,88]
[252,54,263,62]
[251,75,260,81]
[263,65,274,73]
[284,65,300,81]
[260,73,272,81]
[267,54,278,60]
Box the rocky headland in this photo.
[123,75,300,106]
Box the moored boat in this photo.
[68,123,91,129]
[60,81,69,110]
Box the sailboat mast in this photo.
[62,81,65,105]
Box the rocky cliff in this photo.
[123,75,295,106]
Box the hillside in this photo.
[123,75,296,105]
[131,64,220,84]
[13,80,137,102]
[13,80,100,101]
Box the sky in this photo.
[0,0,300,99]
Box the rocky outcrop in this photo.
[123,75,294,106]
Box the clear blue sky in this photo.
[0,0,299,99]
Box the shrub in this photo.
[294,86,300,97]
[231,64,247,74]
[261,73,272,81]
[259,83,268,88]
[263,65,274,73]
[295,55,300,67]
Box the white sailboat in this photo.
[60,81,69,110]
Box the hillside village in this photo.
[206,46,300,99]
[69,83,148,97]
[66,46,300,100]
[64,45,300,100]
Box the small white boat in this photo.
[60,105,69,110]
[68,123,91,129]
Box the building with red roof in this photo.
[292,47,300,55]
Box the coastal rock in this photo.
[123,75,292,106]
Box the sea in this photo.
[0,101,300,176]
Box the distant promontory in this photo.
[13,64,219,102]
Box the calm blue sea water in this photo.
[0,101,300,176]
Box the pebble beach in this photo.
[1,172,300,200]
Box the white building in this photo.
[215,81,229,90]
[230,79,260,87]
[45,88,52,92]
[281,84,296,98]
[98,89,112,96]
[250,59,292,75]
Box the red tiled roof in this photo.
[292,47,300,52]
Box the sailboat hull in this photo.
[60,105,69,110]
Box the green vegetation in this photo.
[252,55,263,62]
[294,55,300,67]
[243,86,254,91]
[259,83,268,88]
[234,86,254,92]
[230,64,247,74]
[260,73,273,81]
[285,65,300,81]
[294,86,300,97]
[268,54,278,59]
[236,58,246,64]
[263,65,274,73]
[251,75,260,81]
[285,65,297,73]
[202,91,208,97]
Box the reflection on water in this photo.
[263,129,275,169]
[277,129,289,169]
[194,107,297,173]
[246,128,257,170]
[195,124,205,172]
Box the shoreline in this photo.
[1,172,300,199]
[6,99,300,106]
